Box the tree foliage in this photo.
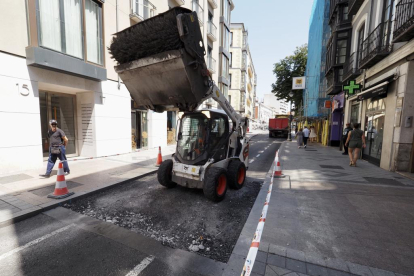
[271,45,308,111]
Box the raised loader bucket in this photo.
[110,7,211,112]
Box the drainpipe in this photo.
[117,0,121,90]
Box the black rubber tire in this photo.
[157,160,176,188]
[228,160,246,190]
[203,167,228,202]
[269,132,272,138]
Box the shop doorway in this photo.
[39,92,77,158]
[167,111,177,145]
[131,111,148,150]
[363,98,386,166]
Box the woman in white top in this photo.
[309,126,317,142]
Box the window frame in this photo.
[34,0,105,67]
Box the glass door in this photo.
[141,111,148,148]
[363,99,385,166]
[39,92,77,158]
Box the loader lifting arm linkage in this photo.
[199,84,248,138]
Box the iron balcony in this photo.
[343,52,362,83]
[359,22,393,69]
[393,0,414,43]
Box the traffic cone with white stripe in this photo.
[155,146,162,167]
[48,161,74,199]
[273,154,284,178]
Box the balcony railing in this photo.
[192,1,204,25]
[207,55,216,73]
[349,0,365,17]
[207,0,218,9]
[207,21,217,41]
[359,22,392,69]
[343,52,361,83]
[393,0,414,43]
[241,56,247,71]
[130,0,156,22]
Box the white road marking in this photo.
[0,224,75,261]
[256,154,260,158]
[259,151,264,153]
[126,256,155,276]
[249,159,254,164]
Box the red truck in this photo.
[269,118,289,138]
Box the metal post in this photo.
[287,100,292,141]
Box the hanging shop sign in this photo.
[343,80,361,97]
[324,100,332,108]
[292,77,306,90]
[357,81,388,102]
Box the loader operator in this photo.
[194,123,207,156]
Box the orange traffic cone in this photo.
[155,146,163,167]
[273,155,284,178]
[48,161,74,199]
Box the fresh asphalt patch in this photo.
[64,173,262,263]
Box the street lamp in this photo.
[287,91,294,141]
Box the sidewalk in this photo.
[226,141,414,276]
[0,145,176,227]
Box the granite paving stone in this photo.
[286,249,306,262]
[256,250,268,264]
[267,253,286,268]
[306,263,329,276]
[268,265,292,276]
[347,262,374,276]
[253,261,267,275]
[286,259,307,274]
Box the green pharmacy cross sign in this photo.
[343,80,361,96]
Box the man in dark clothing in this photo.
[342,123,353,155]
[39,120,70,178]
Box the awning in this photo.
[356,81,388,101]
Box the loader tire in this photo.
[228,160,246,190]
[203,167,227,202]
[157,160,176,188]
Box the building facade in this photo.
[342,0,414,172]
[229,23,257,118]
[254,102,275,125]
[263,94,289,115]
[0,0,234,175]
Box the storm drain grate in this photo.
[363,177,404,186]
[0,174,33,184]
[29,181,83,197]
[320,165,344,170]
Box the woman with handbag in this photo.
[39,120,70,178]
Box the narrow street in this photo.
[0,134,283,276]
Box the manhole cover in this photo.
[320,165,344,169]
[363,177,404,186]
[29,181,83,197]
[0,174,33,184]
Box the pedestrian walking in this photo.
[39,120,70,178]
[309,126,317,142]
[342,123,353,155]
[296,128,304,148]
[302,126,310,148]
[345,123,366,167]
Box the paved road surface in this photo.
[0,134,282,276]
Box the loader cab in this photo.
[176,110,229,165]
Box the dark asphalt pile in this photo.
[64,174,261,263]
[109,7,191,64]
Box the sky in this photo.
[231,0,314,101]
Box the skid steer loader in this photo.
[110,7,249,201]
